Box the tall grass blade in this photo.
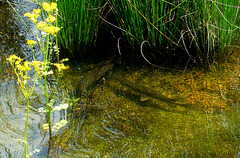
[50,0,104,59]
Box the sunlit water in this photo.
[0,1,240,158]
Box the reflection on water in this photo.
[1,1,28,57]
[0,1,29,157]
[0,0,240,158]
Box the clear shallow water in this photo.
[0,1,240,158]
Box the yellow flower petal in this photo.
[26,39,37,47]
[33,9,41,14]
[45,15,56,23]
[37,21,47,30]
[42,2,57,12]
[42,2,50,12]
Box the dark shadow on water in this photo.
[109,85,201,115]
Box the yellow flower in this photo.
[50,2,57,10]
[26,39,37,47]
[33,9,41,14]
[6,55,21,63]
[42,2,57,12]
[53,63,69,72]
[42,2,50,12]
[37,21,47,30]
[32,60,41,67]
[31,17,37,23]
[16,65,25,72]
[44,26,60,35]
[15,60,22,66]
[23,61,31,71]
[42,70,54,76]
[24,12,31,17]
[60,58,69,62]
[32,61,43,72]
[42,123,49,130]
[24,12,38,23]
[45,15,56,23]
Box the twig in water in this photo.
[140,40,182,72]
[117,37,124,56]
[88,78,106,102]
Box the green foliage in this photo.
[110,0,239,65]
[34,0,239,65]
[179,0,240,64]
[50,0,104,58]
[109,0,183,48]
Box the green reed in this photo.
[49,0,104,58]
[110,0,239,65]
[33,0,239,65]
[109,0,183,49]
[180,0,240,64]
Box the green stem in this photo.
[24,97,30,158]
[6,0,29,29]
[32,49,35,61]
[44,75,52,138]
[52,71,60,102]
[46,35,49,64]
[55,5,59,63]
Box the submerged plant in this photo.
[7,2,69,157]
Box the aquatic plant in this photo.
[7,2,69,157]
[49,0,105,59]
[109,0,183,48]
[109,0,239,66]
[31,0,239,66]
[179,0,240,65]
